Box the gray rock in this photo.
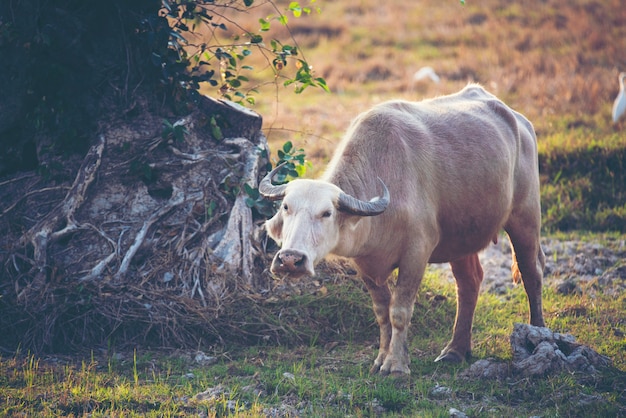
[461,324,612,380]
[194,351,218,366]
[449,407,469,418]
[459,358,509,380]
[511,323,611,377]
[429,384,452,398]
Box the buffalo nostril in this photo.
[278,250,306,269]
[271,249,312,277]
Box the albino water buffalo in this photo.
[259,84,545,375]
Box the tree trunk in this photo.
[0,96,274,350]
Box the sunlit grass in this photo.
[2,267,624,416]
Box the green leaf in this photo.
[316,77,330,92]
[210,116,223,141]
[244,0,254,6]
[259,18,270,31]
[295,163,308,177]
[243,183,259,199]
[289,2,302,17]
[206,201,216,218]
[161,120,173,139]
[173,125,187,142]
[282,141,293,153]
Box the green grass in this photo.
[539,127,626,231]
[2,267,624,417]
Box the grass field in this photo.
[201,0,626,231]
[2,0,626,416]
[211,0,626,154]
[2,269,625,416]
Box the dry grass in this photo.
[199,0,626,176]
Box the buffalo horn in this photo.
[337,178,390,216]
[258,163,289,201]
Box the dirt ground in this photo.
[428,235,626,296]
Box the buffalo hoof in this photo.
[379,362,411,376]
[379,368,411,377]
[434,350,465,363]
[369,363,382,375]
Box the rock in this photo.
[461,324,612,380]
[195,384,229,401]
[449,407,469,418]
[194,351,218,366]
[510,323,611,377]
[429,384,452,398]
[459,358,509,380]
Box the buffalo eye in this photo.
[282,203,289,212]
[321,210,332,218]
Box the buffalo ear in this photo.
[265,214,283,244]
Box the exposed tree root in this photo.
[18,135,106,289]
[0,96,275,351]
[211,137,265,286]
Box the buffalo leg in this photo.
[378,258,427,375]
[436,253,483,362]
[361,276,392,374]
[506,220,545,327]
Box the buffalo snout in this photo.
[271,249,311,277]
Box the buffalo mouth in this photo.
[270,249,314,278]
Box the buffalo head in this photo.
[259,165,389,277]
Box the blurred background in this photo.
[198,0,626,231]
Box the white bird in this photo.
[413,66,440,84]
[612,72,626,124]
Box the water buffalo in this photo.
[259,84,545,375]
